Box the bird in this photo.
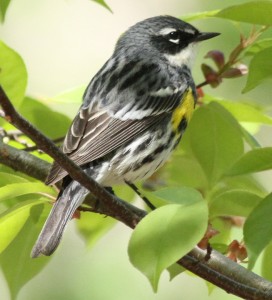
[31,15,219,258]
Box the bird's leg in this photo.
[83,187,114,211]
[125,181,156,211]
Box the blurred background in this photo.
[0,0,271,299]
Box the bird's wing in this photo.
[46,60,192,185]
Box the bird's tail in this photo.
[31,181,88,258]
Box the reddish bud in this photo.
[205,50,225,69]
[221,64,248,78]
[198,224,219,250]
[227,240,248,262]
[72,210,81,219]
[237,246,248,261]
[197,87,204,99]
[201,63,222,88]
[228,252,238,262]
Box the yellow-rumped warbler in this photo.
[31,15,219,257]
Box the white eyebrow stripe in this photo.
[184,28,196,35]
[159,27,177,35]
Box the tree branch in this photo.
[0,86,144,228]
[181,249,272,300]
[1,85,272,299]
[0,138,50,181]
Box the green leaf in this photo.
[244,38,272,57]
[239,127,261,149]
[244,193,272,269]
[128,191,208,291]
[0,199,45,254]
[0,182,55,202]
[243,47,272,93]
[216,1,272,25]
[47,86,85,118]
[202,95,269,147]
[206,282,217,296]
[227,147,272,176]
[144,187,204,210]
[209,189,262,218]
[209,217,232,246]
[203,97,272,125]
[50,86,85,104]
[153,187,203,205]
[0,172,29,185]
[0,0,11,22]
[91,0,112,12]
[0,41,27,107]
[0,203,51,299]
[181,10,219,22]
[113,184,136,202]
[19,97,71,139]
[261,242,272,281]
[186,102,244,185]
[210,243,228,254]
[223,174,266,197]
[167,263,185,281]
[164,153,208,189]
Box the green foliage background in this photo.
[0,0,272,299]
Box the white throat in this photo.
[164,43,197,69]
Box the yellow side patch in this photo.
[171,88,195,132]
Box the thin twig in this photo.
[23,136,65,152]
[196,81,208,89]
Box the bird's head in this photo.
[115,15,220,69]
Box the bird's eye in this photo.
[167,31,180,44]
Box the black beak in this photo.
[194,32,220,42]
